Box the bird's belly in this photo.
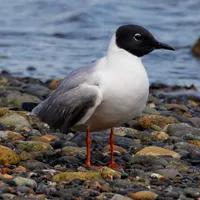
[86,79,149,131]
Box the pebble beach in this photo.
[0,70,200,200]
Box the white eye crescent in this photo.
[134,33,143,41]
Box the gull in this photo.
[24,25,174,168]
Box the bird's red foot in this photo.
[108,162,124,169]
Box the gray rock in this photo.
[16,186,31,194]
[166,136,184,144]
[0,131,8,142]
[143,106,160,115]
[184,187,200,198]
[174,149,189,157]
[0,183,10,193]
[14,177,37,189]
[0,89,40,107]
[174,142,200,153]
[0,113,31,130]
[189,117,200,128]
[22,160,48,171]
[154,169,181,179]
[22,84,51,98]
[112,179,147,188]
[1,193,16,199]
[167,123,200,137]
[111,194,132,200]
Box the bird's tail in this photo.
[21,102,38,112]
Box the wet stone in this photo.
[167,123,200,137]
[14,177,37,189]
[15,185,32,194]
[184,187,200,198]
[0,113,31,130]
[21,160,48,171]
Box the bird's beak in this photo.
[155,41,175,51]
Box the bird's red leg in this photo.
[85,128,103,168]
[108,128,123,168]
[86,128,92,168]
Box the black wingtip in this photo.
[22,102,38,112]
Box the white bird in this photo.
[24,24,174,168]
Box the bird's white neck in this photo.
[106,34,142,69]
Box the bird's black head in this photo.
[116,25,174,57]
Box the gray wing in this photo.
[31,65,102,133]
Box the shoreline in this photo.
[0,71,200,199]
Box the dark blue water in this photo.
[0,0,200,89]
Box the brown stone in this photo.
[135,146,180,159]
[129,191,158,200]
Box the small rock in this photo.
[143,106,160,115]
[112,179,147,188]
[53,171,102,182]
[154,169,181,179]
[184,187,200,198]
[22,84,51,98]
[62,146,85,156]
[129,191,158,200]
[189,117,200,128]
[136,115,178,130]
[165,103,189,112]
[1,193,16,199]
[174,142,199,153]
[5,130,24,141]
[167,123,200,137]
[15,141,53,152]
[0,131,8,141]
[39,134,60,143]
[135,146,180,159]
[188,140,200,148]
[103,145,127,155]
[151,131,169,140]
[111,194,132,200]
[0,90,40,107]
[0,145,20,165]
[14,177,37,189]
[22,160,48,171]
[0,113,31,130]
[114,127,139,137]
[100,167,121,180]
[16,185,32,194]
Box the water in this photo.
[0,0,200,89]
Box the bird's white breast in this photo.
[87,47,149,130]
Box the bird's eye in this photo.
[134,33,143,41]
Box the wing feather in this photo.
[31,84,102,133]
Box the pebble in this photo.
[184,187,200,198]
[0,131,8,142]
[167,123,200,137]
[153,169,181,179]
[0,113,31,130]
[135,146,181,159]
[14,177,37,189]
[111,194,132,200]
[129,191,158,200]
[136,115,178,129]
[0,145,20,165]
[15,140,53,152]
[22,160,48,171]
